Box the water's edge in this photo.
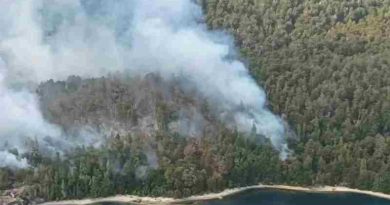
[40,184,390,205]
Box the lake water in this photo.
[94,188,390,205]
[200,189,390,205]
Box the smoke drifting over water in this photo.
[0,0,289,167]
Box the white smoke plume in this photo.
[0,57,102,168]
[0,0,289,167]
[0,57,62,168]
[0,151,28,169]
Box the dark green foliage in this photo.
[2,130,283,201]
[0,169,11,190]
[204,0,390,193]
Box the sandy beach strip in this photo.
[40,195,176,205]
[40,184,390,205]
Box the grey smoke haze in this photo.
[0,57,63,168]
[0,57,103,168]
[0,151,28,169]
[0,0,289,168]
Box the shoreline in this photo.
[41,184,390,205]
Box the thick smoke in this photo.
[0,0,289,167]
[0,57,62,168]
[0,151,28,169]
[0,57,102,168]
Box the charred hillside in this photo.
[0,74,283,200]
[37,73,253,140]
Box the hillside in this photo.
[0,75,282,202]
[1,0,390,203]
[204,0,390,191]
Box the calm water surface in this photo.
[94,188,390,205]
[201,189,390,205]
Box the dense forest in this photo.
[1,0,390,203]
[204,0,390,191]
